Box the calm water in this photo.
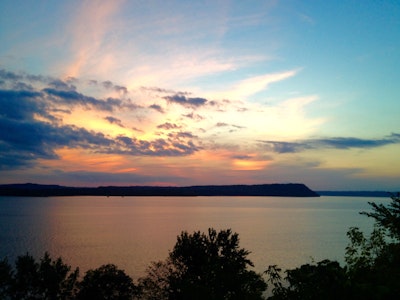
[0,196,388,279]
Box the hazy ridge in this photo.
[0,183,319,197]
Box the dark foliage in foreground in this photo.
[1,193,400,299]
[0,229,266,300]
[76,264,138,300]
[0,252,79,299]
[265,193,400,299]
[138,228,267,299]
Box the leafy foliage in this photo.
[0,252,79,300]
[266,260,349,300]
[265,192,400,299]
[360,192,400,239]
[0,258,13,299]
[77,264,138,300]
[139,228,267,300]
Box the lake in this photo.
[0,195,388,279]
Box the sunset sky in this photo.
[0,0,399,190]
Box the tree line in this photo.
[1,193,400,299]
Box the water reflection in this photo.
[0,196,382,279]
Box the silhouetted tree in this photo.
[344,226,400,299]
[138,228,267,300]
[265,193,400,299]
[0,258,13,299]
[266,260,349,300]
[76,264,138,300]
[360,193,400,239]
[3,252,79,299]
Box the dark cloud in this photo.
[261,134,400,153]
[315,136,400,149]
[0,78,201,170]
[260,141,309,153]
[105,116,125,127]
[0,109,199,169]
[0,90,44,120]
[0,110,114,170]
[48,79,76,91]
[0,69,22,81]
[0,70,161,116]
[164,94,207,108]
[149,104,165,113]
[157,122,181,130]
[168,131,197,140]
[141,86,190,95]
[42,88,122,111]
[0,69,50,85]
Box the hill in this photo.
[0,183,319,197]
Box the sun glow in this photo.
[232,159,269,171]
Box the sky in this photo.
[0,0,399,191]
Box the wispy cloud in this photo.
[261,134,400,153]
[63,0,124,78]
[212,69,299,100]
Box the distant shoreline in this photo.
[317,191,393,198]
[0,183,319,197]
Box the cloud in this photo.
[0,112,113,169]
[164,94,208,108]
[105,116,125,127]
[141,86,190,95]
[102,80,128,94]
[0,90,44,120]
[48,79,76,91]
[213,69,299,100]
[149,104,165,113]
[0,110,200,170]
[215,122,245,129]
[182,112,204,121]
[42,88,122,111]
[64,0,124,78]
[0,74,202,170]
[168,131,197,140]
[157,122,181,130]
[115,135,199,157]
[261,134,400,153]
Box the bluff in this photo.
[0,183,319,197]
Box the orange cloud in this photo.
[41,148,137,173]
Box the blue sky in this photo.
[0,0,399,190]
